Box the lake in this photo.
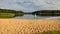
[13,14,57,19]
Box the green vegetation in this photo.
[0,13,15,18]
[15,11,24,16]
[0,9,24,18]
[35,30,60,34]
[34,10,60,16]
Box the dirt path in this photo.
[0,19,60,34]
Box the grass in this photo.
[0,13,15,18]
[35,30,60,34]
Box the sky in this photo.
[0,0,60,12]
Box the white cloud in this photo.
[0,0,60,12]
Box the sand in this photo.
[0,19,60,34]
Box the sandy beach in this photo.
[0,19,60,34]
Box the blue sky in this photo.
[0,0,60,12]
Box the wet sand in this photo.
[0,19,60,34]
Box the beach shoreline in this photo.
[0,19,60,34]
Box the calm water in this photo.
[13,14,54,19]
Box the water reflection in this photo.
[14,14,52,19]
